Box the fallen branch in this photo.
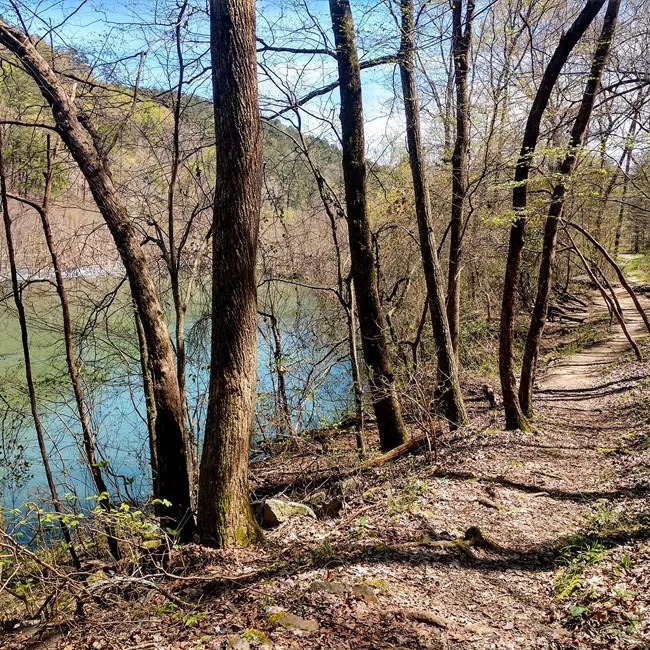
[355,434,430,471]
[253,432,436,499]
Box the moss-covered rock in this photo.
[260,499,316,527]
[267,608,319,632]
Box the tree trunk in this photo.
[197,0,263,548]
[498,0,606,431]
[519,0,620,418]
[447,0,474,353]
[329,0,409,451]
[0,135,80,568]
[13,136,121,559]
[399,0,467,428]
[0,19,194,534]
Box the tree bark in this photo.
[329,0,409,451]
[447,0,474,354]
[0,19,193,534]
[197,0,263,547]
[498,0,606,431]
[519,0,620,418]
[399,0,467,428]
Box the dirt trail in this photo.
[540,287,646,391]
[359,285,650,649]
[245,284,650,649]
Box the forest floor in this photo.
[4,284,650,650]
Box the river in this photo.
[0,280,352,511]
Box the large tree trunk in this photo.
[196,0,263,548]
[519,0,620,418]
[446,0,474,354]
[399,0,467,428]
[329,0,408,451]
[498,0,606,431]
[0,20,193,534]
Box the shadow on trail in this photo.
[536,375,647,395]
[537,387,639,402]
[194,505,650,602]
[425,468,649,503]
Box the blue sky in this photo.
[4,0,444,158]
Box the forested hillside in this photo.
[0,0,649,648]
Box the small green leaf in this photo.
[570,605,588,618]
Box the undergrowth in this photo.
[554,502,650,645]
